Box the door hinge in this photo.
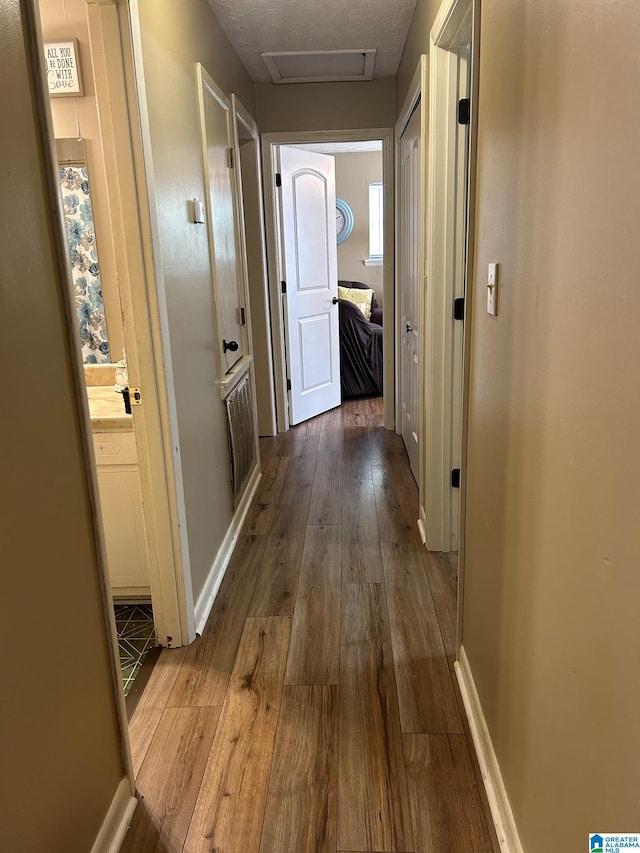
[451,468,461,488]
[458,98,471,125]
[239,306,246,325]
[281,280,287,294]
[275,172,282,188]
[286,378,292,391]
[454,297,465,320]
[228,147,235,168]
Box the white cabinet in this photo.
[93,430,150,597]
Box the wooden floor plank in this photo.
[278,450,317,502]
[342,480,384,583]
[167,534,267,707]
[121,706,220,853]
[404,734,495,853]
[259,685,338,853]
[291,432,321,455]
[342,427,374,485]
[373,464,420,544]
[342,539,385,584]
[128,646,188,776]
[242,455,289,534]
[338,583,414,852]
[423,550,459,670]
[184,617,291,853]
[382,543,462,734]
[248,495,310,617]
[308,451,343,524]
[285,524,341,685]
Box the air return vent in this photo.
[260,49,376,84]
[225,375,256,508]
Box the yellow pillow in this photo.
[338,286,374,321]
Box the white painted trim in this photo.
[457,4,482,658]
[84,0,193,653]
[424,0,474,553]
[217,354,253,400]
[194,465,261,634]
[90,778,137,853]
[128,0,196,644]
[262,128,395,432]
[231,93,277,438]
[417,515,427,545]
[455,648,524,853]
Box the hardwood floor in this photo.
[122,397,496,853]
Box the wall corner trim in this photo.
[194,465,262,634]
[455,648,524,853]
[90,777,137,853]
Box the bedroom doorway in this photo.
[262,129,395,433]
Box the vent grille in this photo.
[225,375,256,508]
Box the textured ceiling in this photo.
[206,0,418,83]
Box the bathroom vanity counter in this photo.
[86,386,132,431]
[86,383,149,597]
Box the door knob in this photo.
[332,297,339,305]
[223,339,239,353]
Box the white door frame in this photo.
[396,57,428,538]
[231,95,277,438]
[262,128,395,432]
[423,0,475,553]
[83,0,195,647]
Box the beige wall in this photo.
[39,0,125,360]
[396,0,442,108]
[135,0,255,601]
[1,3,125,849]
[335,151,384,305]
[255,79,396,133]
[462,0,640,850]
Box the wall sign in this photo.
[44,40,83,97]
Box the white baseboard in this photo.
[90,777,137,853]
[417,513,427,546]
[455,647,524,853]
[194,465,261,635]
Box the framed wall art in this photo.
[44,40,83,97]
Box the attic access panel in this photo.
[261,49,376,84]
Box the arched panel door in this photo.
[278,146,340,425]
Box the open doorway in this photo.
[262,130,395,433]
[35,0,188,706]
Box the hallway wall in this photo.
[133,0,255,603]
[462,0,640,850]
[255,79,396,133]
[396,0,442,107]
[1,3,126,848]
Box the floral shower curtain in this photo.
[59,165,110,363]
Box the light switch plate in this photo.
[487,262,499,316]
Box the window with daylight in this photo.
[367,182,384,264]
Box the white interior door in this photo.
[399,106,421,481]
[278,146,340,425]
[198,66,245,374]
